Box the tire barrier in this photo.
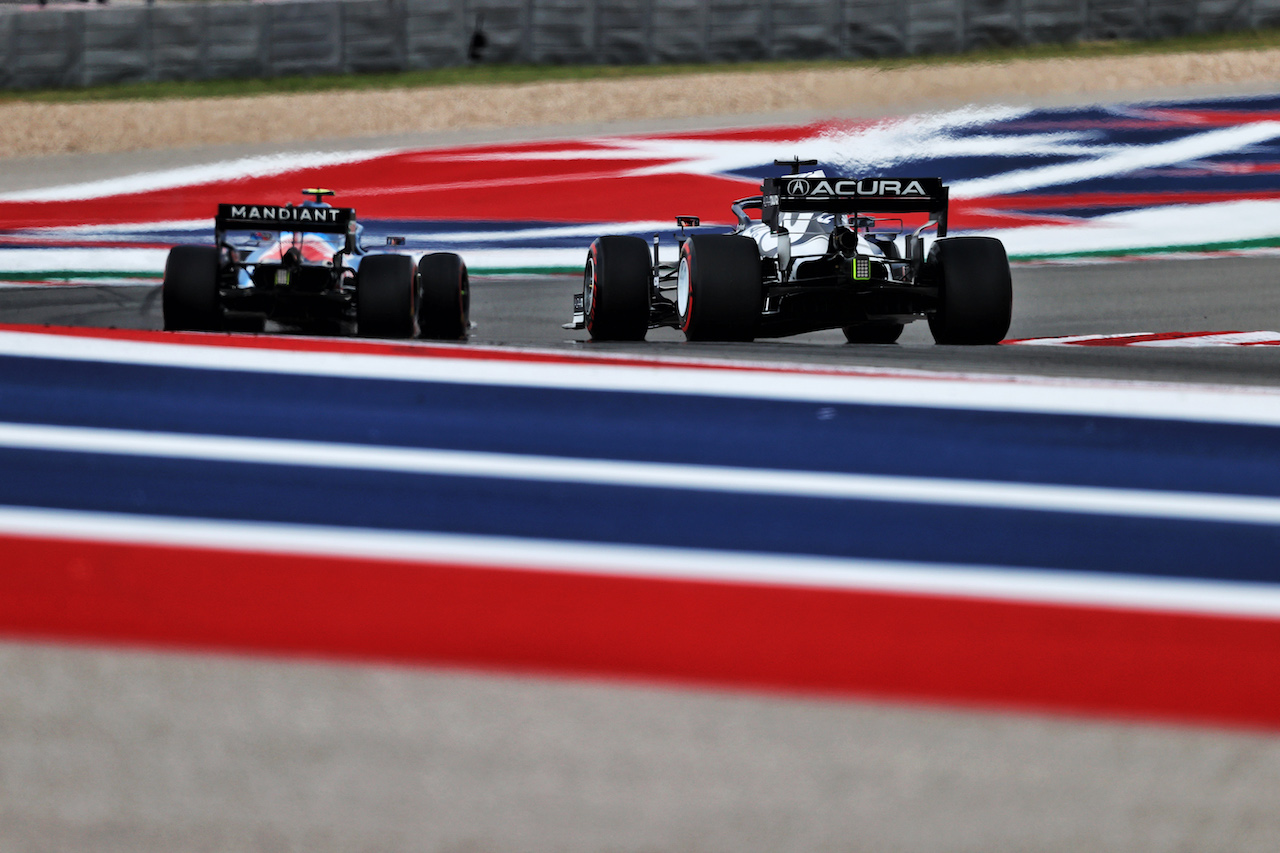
[3,0,1280,90]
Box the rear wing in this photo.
[762,176,948,236]
[215,203,358,255]
[216,203,355,234]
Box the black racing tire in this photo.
[926,237,1012,345]
[417,252,470,340]
[357,254,416,339]
[678,234,762,342]
[843,322,905,344]
[162,245,222,331]
[584,236,651,341]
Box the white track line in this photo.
[1009,331,1280,347]
[0,149,398,203]
[1136,331,1280,347]
[4,504,1280,619]
[954,123,1280,198]
[3,421,1279,526]
[8,330,1280,426]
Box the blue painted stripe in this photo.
[2,446,1279,582]
[2,355,1279,500]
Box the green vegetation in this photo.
[6,26,1280,104]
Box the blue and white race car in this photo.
[569,160,1012,345]
[162,189,469,339]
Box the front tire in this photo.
[926,237,1012,345]
[417,252,469,340]
[162,245,222,331]
[678,234,761,342]
[584,236,651,341]
[357,254,416,339]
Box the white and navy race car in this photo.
[567,160,1011,345]
[162,189,469,339]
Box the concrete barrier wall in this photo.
[0,0,1275,90]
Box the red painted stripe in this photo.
[1140,108,1280,127]
[1071,331,1223,346]
[0,121,857,230]
[2,533,1278,730]
[0,160,759,229]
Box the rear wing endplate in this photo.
[761,176,948,236]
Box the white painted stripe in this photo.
[431,247,582,270]
[1005,333,1153,346]
[0,279,156,289]
[0,247,578,277]
[21,219,207,236]
[1135,331,1280,347]
[1009,331,1280,348]
[3,421,1278,526]
[407,221,674,244]
[10,219,665,248]
[0,149,398,202]
[988,197,1280,259]
[6,328,1280,427]
[0,248,168,273]
[2,505,1278,619]
[953,123,1280,198]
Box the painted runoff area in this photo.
[2,324,1278,729]
[7,94,1280,285]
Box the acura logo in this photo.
[781,178,930,197]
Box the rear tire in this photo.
[926,237,1012,345]
[357,254,416,339]
[678,235,761,342]
[843,322,904,344]
[162,245,222,331]
[584,236,650,341]
[417,252,470,340]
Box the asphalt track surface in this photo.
[6,252,1280,387]
[4,260,1280,853]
